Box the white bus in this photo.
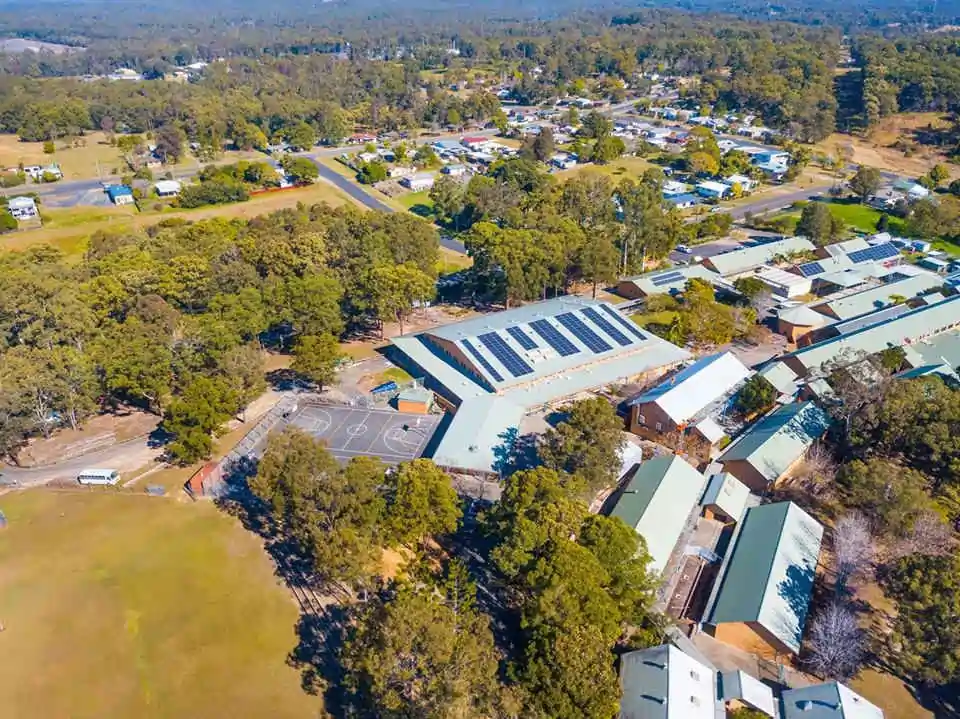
[77,468,120,486]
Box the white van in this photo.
[77,468,120,485]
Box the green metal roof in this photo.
[757,362,799,396]
[397,386,433,403]
[610,455,707,572]
[786,295,960,375]
[709,501,824,654]
[719,402,830,484]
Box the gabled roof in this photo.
[785,295,960,375]
[629,352,751,425]
[781,681,884,719]
[813,272,944,320]
[706,237,815,276]
[700,472,751,522]
[620,264,722,296]
[709,501,824,654]
[719,670,776,716]
[609,455,707,572]
[778,305,831,328]
[620,644,721,719]
[757,362,800,396]
[821,237,871,257]
[719,402,830,484]
[429,395,523,474]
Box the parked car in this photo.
[676,244,691,253]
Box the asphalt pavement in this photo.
[727,184,832,220]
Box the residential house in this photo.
[550,154,577,170]
[661,179,689,196]
[718,401,830,491]
[717,139,740,153]
[6,196,38,221]
[388,165,417,179]
[893,178,930,200]
[106,184,135,206]
[628,352,751,438]
[606,455,708,573]
[751,150,790,168]
[441,163,467,177]
[24,163,62,182]
[707,501,824,657]
[401,173,436,191]
[665,193,699,209]
[619,644,721,719]
[780,682,884,719]
[919,256,950,274]
[723,173,756,192]
[696,180,730,199]
[154,180,181,197]
[460,136,488,149]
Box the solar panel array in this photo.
[797,261,825,277]
[581,307,632,347]
[556,312,613,353]
[847,243,899,264]
[530,319,580,357]
[650,271,686,287]
[506,325,538,350]
[600,304,647,341]
[478,332,533,378]
[461,338,504,382]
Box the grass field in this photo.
[0,490,319,718]
[766,200,909,237]
[557,156,654,181]
[2,182,358,258]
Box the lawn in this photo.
[0,131,127,181]
[764,200,909,238]
[0,490,320,719]
[2,182,358,259]
[630,309,680,328]
[438,245,473,274]
[852,670,933,719]
[396,190,434,213]
[557,156,654,181]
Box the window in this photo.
[637,413,646,425]
[655,422,663,432]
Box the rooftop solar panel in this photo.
[581,307,633,347]
[506,325,538,350]
[798,261,825,277]
[848,243,899,264]
[461,338,504,383]
[556,312,613,353]
[650,271,686,287]
[530,319,580,356]
[478,332,533,378]
[599,304,647,341]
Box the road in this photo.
[727,184,832,220]
[1,436,163,488]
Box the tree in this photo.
[686,151,719,176]
[291,333,343,390]
[162,375,238,464]
[384,459,461,546]
[95,319,173,415]
[837,459,931,538]
[369,263,436,337]
[875,213,890,233]
[928,163,950,188]
[414,144,439,168]
[735,375,777,416]
[832,512,875,592]
[797,202,844,246]
[0,211,17,233]
[285,121,316,150]
[580,111,612,139]
[279,155,319,185]
[429,175,465,228]
[532,127,555,163]
[155,124,185,163]
[359,161,388,184]
[804,600,867,680]
[232,121,267,151]
[42,140,55,154]
[848,166,881,202]
[341,571,503,719]
[539,397,624,493]
[446,107,462,128]
[883,553,960,687]
[589,136,626,164]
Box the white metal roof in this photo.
[620,644,722,719]
[700,472,750,522]
[778,305,832,328]
[694,416,727,444]
[755,267,812,289]
[706,237,815,276]
[154,180,182,194]
[629,352,751,425]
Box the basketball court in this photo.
[284,404,441,464]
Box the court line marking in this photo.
[340,410,372,450]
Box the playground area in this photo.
[282,404,442,463]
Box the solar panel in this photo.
[581,307,633,347]
[478,332,533,378]
[798,261,825,277]
[651,271,686,287]
[461,338,504,382]
[506,325,538,350]
[848,243,900,264]
[530,319,580,357]
[556,312,613,353]
[599,304,647,341]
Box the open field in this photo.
[852,670,934,719]
[2,182,359,257]
[557,156,655,180]
[438,245,473,274]
[0,490,319,718]
[817,113,959,179]
[766,200,909,237]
